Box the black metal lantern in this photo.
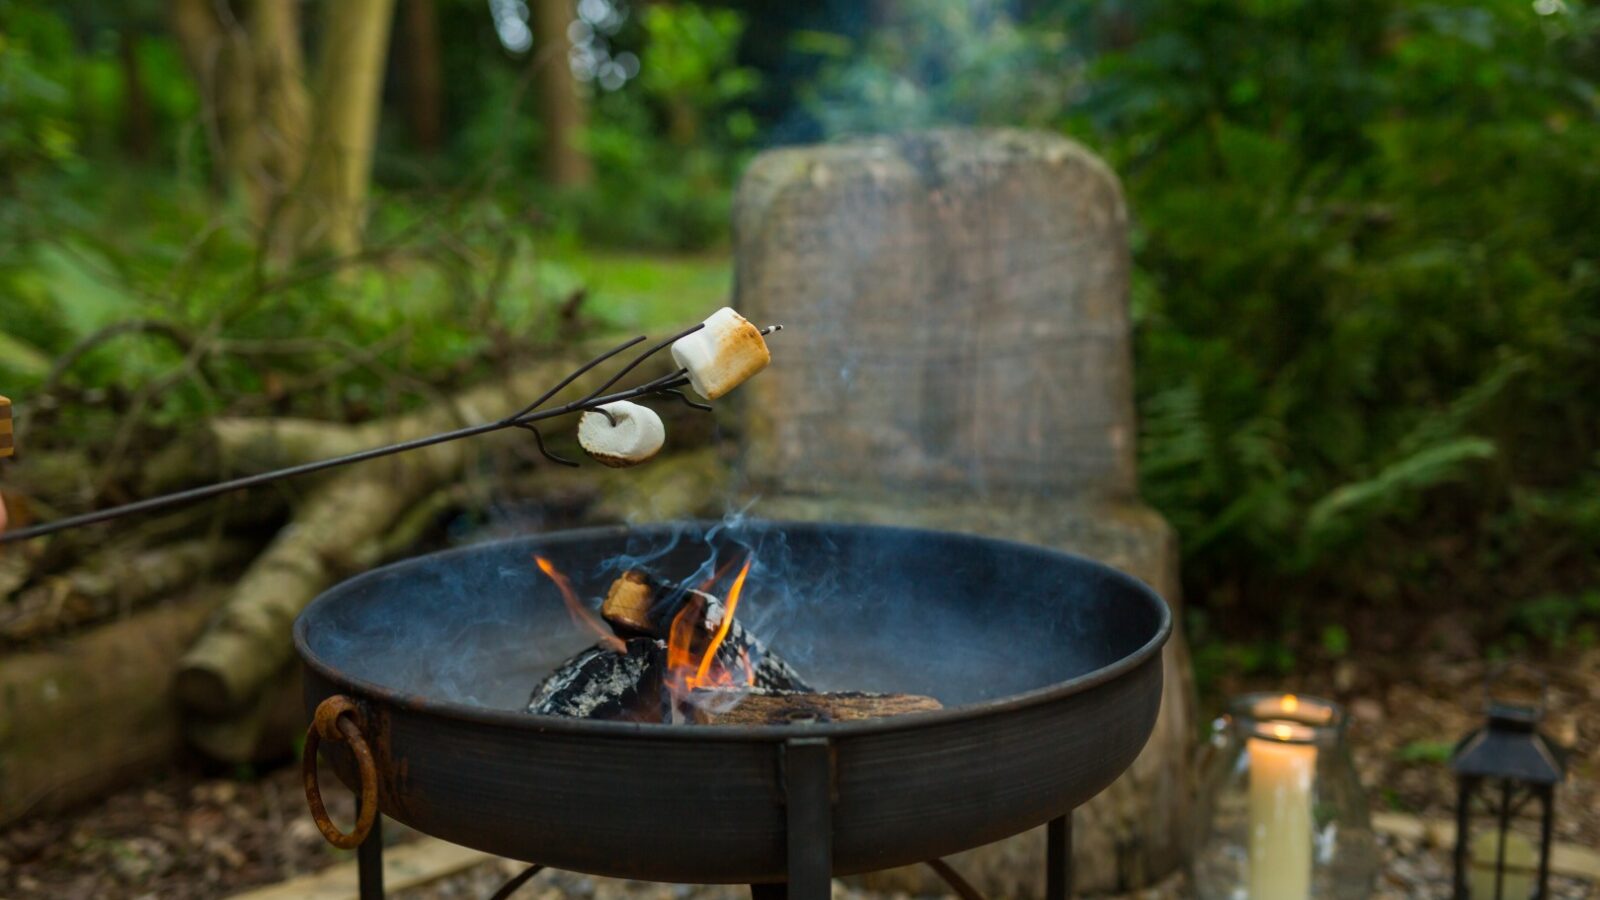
[1450,673,1566,900]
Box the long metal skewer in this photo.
[0,322,781,546]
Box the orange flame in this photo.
[534,555,625,653]
[695,557,753,685]
[665,592,706,676]
[665,556,756,703]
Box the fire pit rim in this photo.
[293,519,1172,741]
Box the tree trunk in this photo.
[293,0,397,257]
[401,0,445,154]
[531,0,593,188]
[169,0,311,232]
[246,0,312,255]
[168,0,249,195]
[119,31,154,160]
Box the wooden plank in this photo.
[225,835,500,900]
[1372,811,1600,881]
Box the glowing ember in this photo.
[534,555,625,653]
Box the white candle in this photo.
[1248,721,1317,899]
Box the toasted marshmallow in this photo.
[577,401,666,468]
[670,307,770,400]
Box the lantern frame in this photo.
[1449,672,1566,900]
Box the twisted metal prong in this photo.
[517,423,578,467]
[760,324,783,336]
[658,388,712,412]
[0,321,781,544]
[499,335,646,425]
[630,367,692,396]
[575,322,705,406]
[591,406,618,426]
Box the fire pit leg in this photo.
[1046,814,1072,900]
[357,799,384,900]
[780,737,834,900]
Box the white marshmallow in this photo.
[670,307,770,400]
[577,401,666,468]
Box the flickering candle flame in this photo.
[1252,692,1336,726]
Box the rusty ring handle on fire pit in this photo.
[302,695,379,850]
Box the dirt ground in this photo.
[2,646,1595,899]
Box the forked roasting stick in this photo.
[0,309,780,545]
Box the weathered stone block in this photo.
[734,129,1194,895]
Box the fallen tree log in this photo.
[174,468,444,715]
[141,344,701,496]
[175,354,695,716]
[0,587,223,827]
[141,418,369,495]
[0,535,256,641]
[184,662,305,764]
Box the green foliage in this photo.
[1395,740,1456,765]
[1062,0,1600,622]
[1319,624,1351,658]
[569,4,761,249]
[804,0,1600,641]
[1,0,1595,655]
[1503,589,1600,649]
[0,16,78,175]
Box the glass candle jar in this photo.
[1192,693,1380,899]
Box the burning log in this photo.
[525,638,663,719]
[711,615,810,693]
[600,570,811,692]
[687,688,943,725]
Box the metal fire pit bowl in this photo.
[294,520,1170,895]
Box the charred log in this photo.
[712,618,810,693]
[525,638,661,719]
[688,688,942,725]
